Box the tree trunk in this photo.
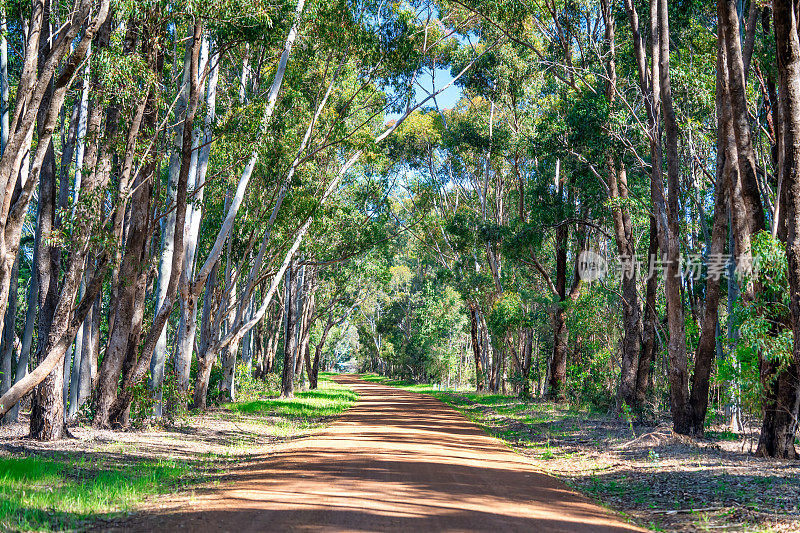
[548,215,569,400]
[761,0,800,459]
[69,283,97,419]
[194,258,220,408]
[93,148,154,428]
[549,303,568,400]
[193,355,215,410]
[281,261,299,398]
[149,24,194,404]
[219,274,238,401]
[658,0,691,434]
[610,160,643,409]
[309,319,334,390]
[30,52,65,438]
[689,33,736,436]
[469,305,484,391]
[520,327,533,398]
[636,218,659,404]
[0,254,18,397]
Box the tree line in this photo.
[346,0,800,461]
[1,0,800,462]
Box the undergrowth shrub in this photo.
[235,364,280,402]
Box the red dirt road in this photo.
[115,376,644,532]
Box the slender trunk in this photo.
[0,255,19,397]
[690,91,730,434]
[658,0,691,434]
[300,267,317,385]
[520,327,533,398]
[281,261,298,398]
[602,1,643,408]
[548,213,569,400]
[469,305,484,391]
[69,279,95,419]
[30,60,64,439]
[310,319,334,390]
[193,258,220,408]
[293,263,306,378]
[636,218,659,403]
[220,274,238,401]
[71,44,90,217]
[612,162,643,409]
[549,305,568,400]
[150,25,193,402]
[66,272,85,419]
[689,33,737,435]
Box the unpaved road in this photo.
[114,376,643,532]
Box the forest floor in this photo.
[359,375,800,533]
[0,374,357,532]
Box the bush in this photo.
[235,364,280,402]
[568,347,617,410]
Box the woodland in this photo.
[0,0,799,527]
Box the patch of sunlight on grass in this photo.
[0,456,189,532]
[226,377,358,422]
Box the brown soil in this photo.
[100,375,643,532]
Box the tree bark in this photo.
[281,260,299,398]
[690,52,731,433]
[657,0,692,434]
[30,22,65,437]
[469,304,484,391]
[636,218,659,404]
[761,0,800,459]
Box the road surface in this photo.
[116,375,643,532]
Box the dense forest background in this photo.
[0,0,799,463]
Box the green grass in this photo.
[226,377,358,421]
[0,455,189,532]
[0,375,358,532]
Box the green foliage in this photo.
[721,232,794,417]
[488,292,524,339]
[567,347,617,410]
[234,365,281,402]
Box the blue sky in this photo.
[385,67,462,122]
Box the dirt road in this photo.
[115,376,643,532]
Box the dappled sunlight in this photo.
[114,376,643,532]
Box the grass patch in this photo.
[0,374,358,531]
[0,455,189,532]
[226,377,358,424]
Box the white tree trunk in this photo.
[66,271,85,419]
[149,28,195,410]
[70,43,90,216]
[1,11,9,154]
[220,274,238,399]
[175,38,218,392]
